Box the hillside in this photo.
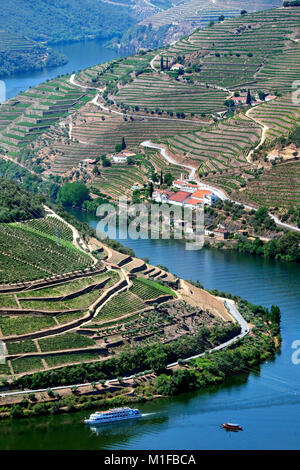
[0,6,299,214]
[117,0,282,53]
[0,30,67,78]
[0,217,236,381]
[1,0,136,45]
[0,178,45,222]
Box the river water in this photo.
[0,41,299,450]
[4,39,119,101]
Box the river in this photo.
[4,39,119,101]
[0,41,299,450]
[0,209,299,450]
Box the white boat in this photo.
[84,407,142,424]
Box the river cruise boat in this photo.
[222,423,243,431]
[84,407,142,424]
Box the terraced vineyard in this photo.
[0,76,93,158]
[0,223,92,284]
[149,6,300,93]
[131,278,176,300]
[0,30,56,78]
[114,74,228,114]
[95,291,147,322]
[19,216,73,243]
[50,105,201,175]
[165,114,261,174]
[247,94,300,140]
[232,161,300,209]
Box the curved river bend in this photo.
[0,42,299,450]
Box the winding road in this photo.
[69,74,300,233]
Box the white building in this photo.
[172,180,200,193]
[112,154,127,163]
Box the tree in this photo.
[218,15,225,22]
[258,91,266,101]
[164,173,174,186]
[149,181,154,198]
[121,137,126,150]
[57,182,90,207]
[10,404,24,419]
[224,99,235,108]
[240,9,247,15]
[160,170,163,185]
[160,55,164,70]
[246,89,252,105]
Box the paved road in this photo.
[70,75,300,234]
[167,298,249,367]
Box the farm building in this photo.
[172,180,200,193]
[183,198,202,209]
[192,189,218,205]
[112,154,128,163]
[171,63,185,71]
[231,96,247,105]
[152,188,173,203]
[214,228,230,240]
[168,191,191,206]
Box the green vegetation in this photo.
[0,30,67,78]
[38,332,96,352]
[131,278,176,300]
[0,223,92,284]
[10,321,241,389]
[0,178,44,223]
[10,357,44,374]
[235,231,300,262]
[1,0,135,45]
[21,217,73,242]
[45,351,100,367]
[0,316,56,337]
[6,340,37,355]
[57,183,90,208]
[97,291,147,322]
[17,272,118,299]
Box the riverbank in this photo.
[0,295,280,421]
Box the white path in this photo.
[43,205,99,261]
[70,75,300,233]
[140,140,300,233]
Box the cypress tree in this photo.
[160,55,164,70]
[246,89,252,105]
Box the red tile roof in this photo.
[192,189,211,199]
[168,191,190,203]
[184,198,201,205]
